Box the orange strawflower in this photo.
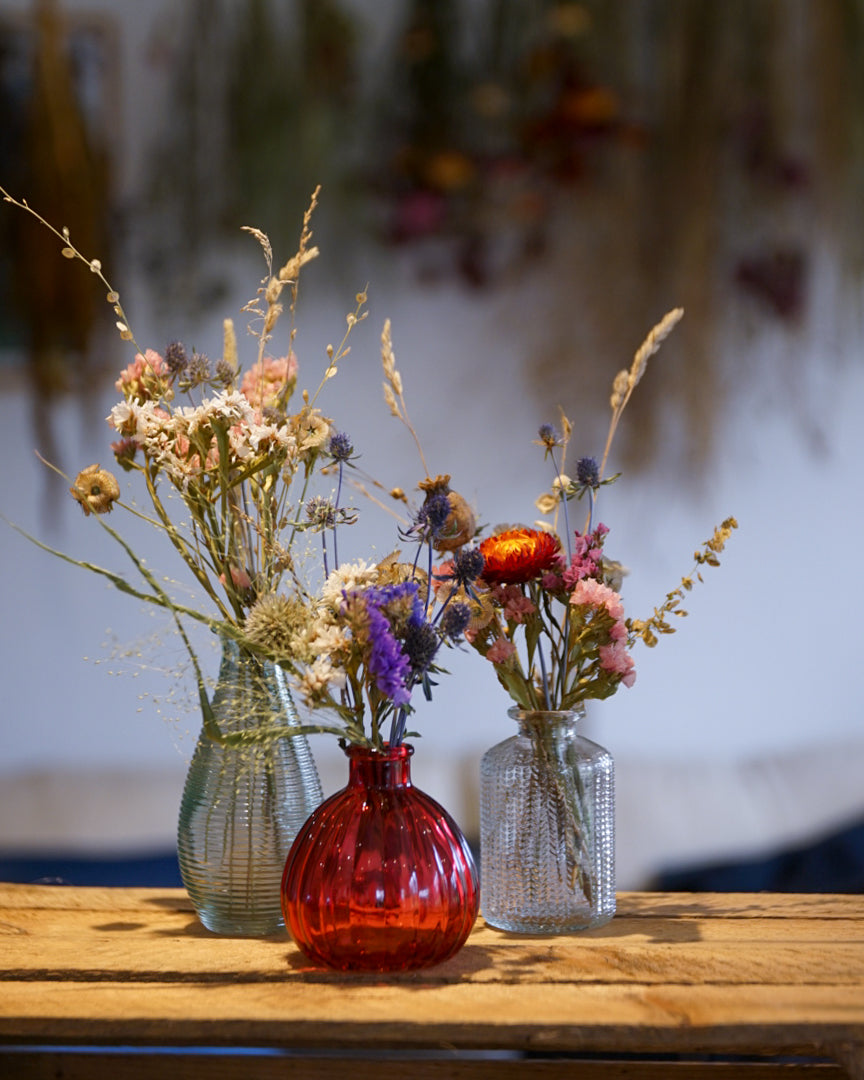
[478,528,561,586]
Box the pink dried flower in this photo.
[115,349,167,401]
[486,637,517,664]
[598,641,636,687]
[569,578,625,621]
[240,353,298,409]
[492,584,536,623]
[219,566,253,591]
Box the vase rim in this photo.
[343,742,414,761]
[507,705,586,722]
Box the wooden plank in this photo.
[2,940,863,988]
[5,904,864,949]
[1,885,861,921]
[2,906,864,987]
[1,980,862,1053]
[0,1049,849,1079]
[0,884,194,914]
[615,895,864,920]
[0,886,861,1071]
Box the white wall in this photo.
[2,0,863,886]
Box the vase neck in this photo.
[207,635,288,737]
[509,707,585,739]
[346,744,413,789]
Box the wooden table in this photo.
[1,884,863,1079]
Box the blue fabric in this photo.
[0,852,182,887]
[655,817,864,893]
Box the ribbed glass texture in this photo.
[480,707,615,933]
[177,639,323,936]
[282,744,479,971]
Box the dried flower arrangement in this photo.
[433,307,738,712]
[0,185,477,750]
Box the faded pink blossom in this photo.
[431,561,455,601]
[562,561,593,588]
[561,526,607,588]
[569,577,625,621]
[492,584,536,623]
[486,637,517,664]
[115,349,167,401]
[219,566,253,591]
[598,641,636,687]
[240,354,298,409]
[110,437,138,467]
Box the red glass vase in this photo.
[281,743,479,972]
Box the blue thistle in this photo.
[538,423,559,449]
[413,493,451,540]
[402,619,440,675]
[450,546,484,587]
[164,341,188,375]
[328,431,354,462]
[306,496,337,530]
[440,602,471,639]
[576,456,600,489]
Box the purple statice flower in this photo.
[365,599,412,706]
[365,581,424,627]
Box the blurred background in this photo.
[1,0,863,891]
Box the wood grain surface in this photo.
[0,885,862,1078]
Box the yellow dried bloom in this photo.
[535,492,557,515]
[376,552,428,591]
[70,464,120,516]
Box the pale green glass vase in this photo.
[177,638,323,936]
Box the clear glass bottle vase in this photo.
[177,638,323,936]
[480,706,615,933]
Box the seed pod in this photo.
[70,464,121,516]
[418,474,475,552]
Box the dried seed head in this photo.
[70,464,120,516]
[418,475,476,551]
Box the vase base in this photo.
[293,931,465,973]
[194,907,285,937]
[482,906,615,934]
